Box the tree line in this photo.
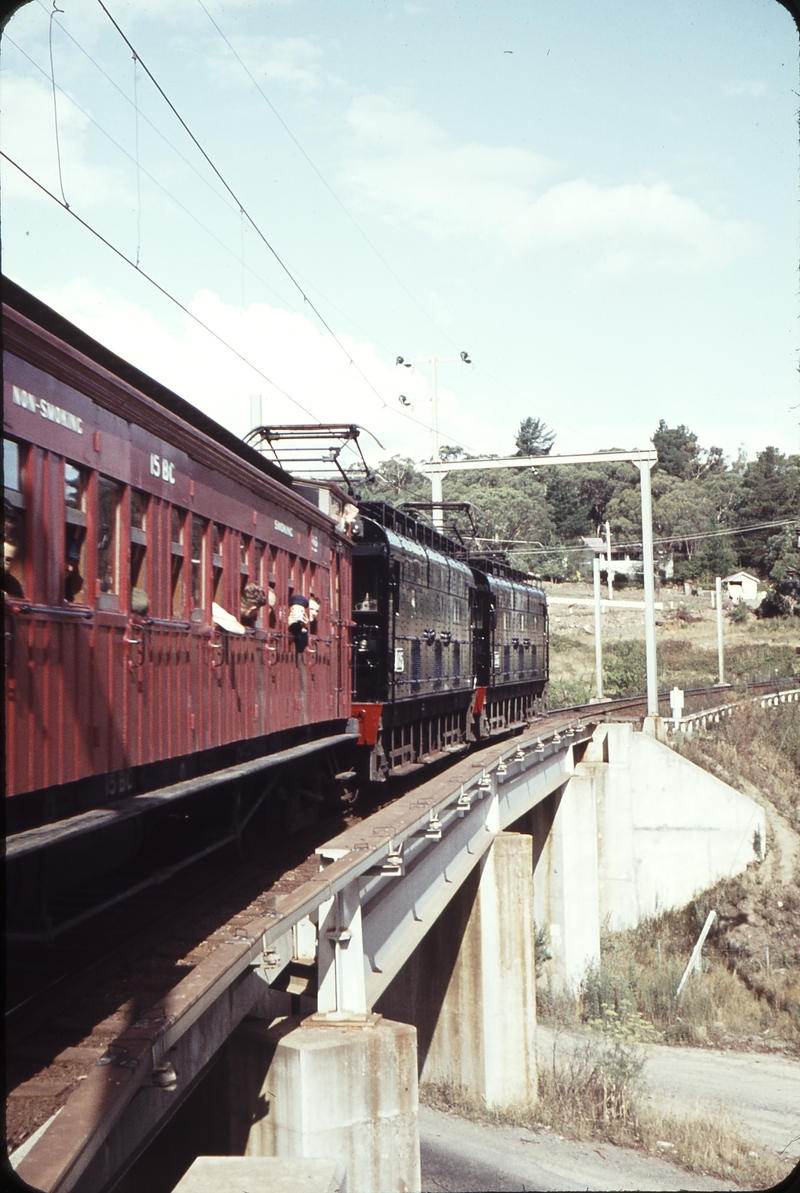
[356,419,800,608]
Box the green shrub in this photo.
[604,640,646,696]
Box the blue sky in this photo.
[2,0,797,473]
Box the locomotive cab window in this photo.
[64,462,88,604]
[130,489,149,616]
[3,439,26,598]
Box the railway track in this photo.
[6,675,795,1174]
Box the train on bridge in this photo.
[3,278,548,837]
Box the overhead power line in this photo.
[1,151,319,419]
[93,0,396,418]
[194,0,463,356]
[14,0,478,455]
[482,517,798,557]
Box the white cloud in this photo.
[342,95,756,274]
[208,34,324,90]
[32,281,499,464]
[722,80,768,98]
[0,73,128,207]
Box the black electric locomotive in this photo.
[349,501,548,780]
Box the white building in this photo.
[723,571,760,604]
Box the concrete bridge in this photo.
[14,715,766,1193]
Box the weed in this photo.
[420,1036,792,1187]
[534,922,552,979]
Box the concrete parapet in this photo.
[377,832,537,1108]
[173,1156,346,1192]
[226,1015,419,1193]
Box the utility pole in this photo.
[639,459,659,717]
[593,556,603,699]
[396,352,471,527]
[716,576,724,685]
[605,520,613,601]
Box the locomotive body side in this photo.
[3,292,353,831]
[350,503,548,780]
[351,511,476,778]
[470,565,548,733]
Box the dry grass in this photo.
[545,581,800,706]
[420,1031,792,1189]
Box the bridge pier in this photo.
[226,1014,419,1193]
[377,831,537,1108]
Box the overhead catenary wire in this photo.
[47,0,68,207]
[9,31,443,378]
[32,1,477,455]
[92,0,403,421]
[1,151,322,420]
[5,33,290,309]
[193,0,464,357]
[26,6,444,365]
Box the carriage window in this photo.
[171,507,185,618]
[212,523,225,605]
[64,463,88,603]
[191,515,207,614]
[4,439,20,492]
[130,489,149,615]
[131,490,147,530]
[3,440,26,597]
[3,500,25,597]
[65,463,87,510]
[97,478,120,597]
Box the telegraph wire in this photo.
[1,152,321,420]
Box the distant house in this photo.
[723,571,760,604]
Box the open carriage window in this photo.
[191,515,207,617]
[171,507,186,618]
[212,522,225,605]
[129,489,149,616]
[64,462,88,604]
[97,478,120,604]
[3,440,26,598]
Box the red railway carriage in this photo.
[3,280,353,830]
